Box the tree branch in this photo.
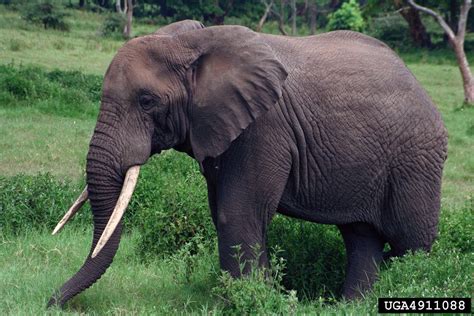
[457,0,472,43]
[257,0,274,32]
[269,0,288,35]
[407,0,456,41]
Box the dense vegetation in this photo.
[0,1,472,314]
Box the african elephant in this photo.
[48,20,448,307]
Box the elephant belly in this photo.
[277,154,388,226]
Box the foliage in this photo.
[0,153,215,259]
[268,216,346,300]
[21,2,70,31]
[0,173,90,236]
[212,247,298,315]
[138,0,263,25]
[0,64,101,119]
[437,202,473,254]
[327,0,365,32]
[367,14,412,48]
[129,153,216,259]
[99,13,125,37]
[0,4,473,314]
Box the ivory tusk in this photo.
[52,186,89,235]
[91,165,140,258]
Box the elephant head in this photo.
[47,20,287,307]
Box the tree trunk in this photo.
[116,0,122,14]
[291,0,297,35]
[397,5,432,48]
[278,0,288,35]
[330,0,341,10]
[453,41,474,104]
[408,0,473,105]
[257,0,273,32]
[444,0,460,44]
[79,0,85,8]
[309,2,316,35]
[123,0,133,39]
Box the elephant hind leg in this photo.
[338,222,385,300]
[382,167,442,258]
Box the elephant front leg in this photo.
[212,162,290,277]
[214,183,285,276]
[216,211,271,277]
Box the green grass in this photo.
[0,208,471,314]
[0,228,221,314]
[0,6,156,75]
[0,109,94,180]
[0,4,473,315]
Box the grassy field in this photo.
[0,4,473,315]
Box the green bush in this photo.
[0,151,214,257]
[21,2,70,31]
[129,152,216,259]
[0,64,101,119]
[99,13,125,38]
[267,216,346,300]
[327,0,365,32]
[437,201,473,254]
[0,174,90,236]
[367,14,411,48]
[212,247,298,315]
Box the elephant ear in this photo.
[154,20,205,36]
[177,26,288,162]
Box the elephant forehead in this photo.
[120,35,182,65]
[103,53,174,96]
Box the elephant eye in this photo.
[138,94,156,111]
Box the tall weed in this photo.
[212,247,298,315]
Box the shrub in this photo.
[212,247,298,315]
[99,13,125,38]
[0,64,101,119]
[327,0,365,32]
[0,174,90,236]
[129,152,216,259]
[437,201,473,254]
[21,2,70,31]
[267,216,346,300]
[367,14,411,48]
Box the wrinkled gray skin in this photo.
[48,20,448,307]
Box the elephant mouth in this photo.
[52,165,141,258]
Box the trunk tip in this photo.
[46,293,63,309]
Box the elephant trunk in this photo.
[47,133,130,307]
[46,214,123,307]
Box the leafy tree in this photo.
[100,13,126,37]
[327,0,365,32]
[394,0,432,48]
[21,2,70,31]
[409,0,473,105]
